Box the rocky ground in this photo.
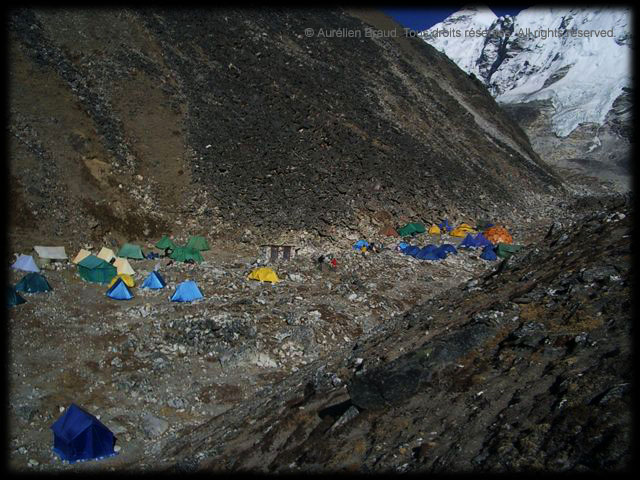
[7,191,632,472]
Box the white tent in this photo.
[72,249,92,264]
[97,247,116,263]
[113,257,136,275]
[34,246,68,260]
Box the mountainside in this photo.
[421,6,632,191]
[8,8,561,253]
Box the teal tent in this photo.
[7,286,26,307]
[397,223,426,237]
[15,272,52,293]
[186,236,210,251]
[117,243,145,260]
[77,255,117,284]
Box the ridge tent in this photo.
[113,257,136,275]
[77,255,117,284]
[117,243,145,260]
[72,249,92,265]
[397,223,426,237]
[450,223,477,238]
[50,403,116,463]
[169,246,204,264]
[34,246,67,264]
[473,233,492,248]
[15,272,52,293]
[108,274,135,288]
[7,286,26,307]
[248,267,280,283]
[428,225,441,235]
[106,278,134,300]
[11,254,40,273]
[496,243,523,259]
[458,233,478,249]
[155,235,177,251]
[171,280,204,302]
[97,247,116,263]
[480,245,498,261]
[141,271,166,289]
[484,226,513,245]
[353,240,369,251]
[186,236,210,251]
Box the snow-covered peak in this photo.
[421,6,632,137]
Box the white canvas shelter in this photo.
[34,246,68,260]
[72,249,92,264]
[113,257,136,275]
[97,247,116,263]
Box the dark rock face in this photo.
[8,7,561,248]
[156,194,632,472]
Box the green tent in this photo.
[77,255,117,284]
[169,246,204,264]
[15,272,52,293]
[117,243,145,260]
[186,235,210,251]
[397,223,426,237]
[496,243,523,259]
[7,286,26,307]
[155,235,177,251]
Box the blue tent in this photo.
[11,254,40,273]
[480,245,498,261]
[353,240,370,250]
[171,280,203,302]
[50,404,116,463]
[141,271,166,289]
[473,233,492,248]
[438,244,458,256]
[404,245,421,257]
[416,245,438,260]
[106,279,134,300]
[459,233,478,249]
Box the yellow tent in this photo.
[72,249,92,264]
[108,273,135,288]
[113,257,136,275]
[247,267,280,283]
[450,223,477,237]
[97,247,116,263]
[428,225,441,235]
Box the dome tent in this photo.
[106,278,134,300]
[11,254,40,273]
[169,246,204,264]
[15,272,52,293]
[484,226,513,245]
[186,235,210,251]
[141,271,166,289]
[171,280,204,302]
[248,267,281,284]
[458,233,478,249]
[397,223,426,237]
[7,286,26,307]
[480,245,498,261]
[117,243,145,260]
[50,403,116,463]
[155,235,177,251]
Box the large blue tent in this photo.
[171,280,203,302]
[50,404,116,463]
[106,278,134,300]
[141,271,166,289]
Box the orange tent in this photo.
[484,226,513,245]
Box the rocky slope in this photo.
[421,6,632,191]
[8,7,562,255]
[157,193,632,473]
